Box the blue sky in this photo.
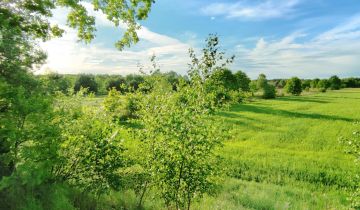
[40,0,360,79]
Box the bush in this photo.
[103,89,140,121]
[263,84,276,99]
[256,74,267,90]
[285,77,302,95]
[106,77,126,92]
[328,75,341,90]
[234,70,251,91]
[317,79,329,92]
[74,75,98,93]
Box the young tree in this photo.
[263,84,276,99]
[53,91,126,194]
[138,81,225,210]
[311,78,320,88]
[106,76,127,92]
[285,77,302,95]
[1,0,154,207]
[41,72,71,94]
[302,80,311,91]
[256,74,267,90]
[234,71,251,91]
[210,68,237,91]
[328,75,342,90]
[74,74,98,93]
[317,79,329,92]
[188,34,235,106]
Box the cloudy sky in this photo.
[40,0,360,79]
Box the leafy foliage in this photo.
[328,75,342,90]
[262,84,276,99]
[137,81,226,210]
[285,77,302,96]
[1,0,155,50]
[74,74,98,93]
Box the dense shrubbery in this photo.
[263,84,276,99]
[74,74,98,93]
[251,74,276,99]
[285,77,302,95]
[329,75,342,90]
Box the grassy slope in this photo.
[192,89,360,209]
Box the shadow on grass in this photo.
[275,96,330,104]
[229,104,355,122]
[120,121,143,129]
[319,96,360,100]
[218,112,258,121]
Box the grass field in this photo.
[121,88,360,210]
[82,89,360,210]
[214,89,360,209]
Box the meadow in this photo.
[114,88,360,210]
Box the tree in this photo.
[126,74,145,91]
[188,34,235,107]
[53,91,126,194]
[256,74,267,90]
[210,68,237,91]
[234,71,251,91]
[317,79,329,92]
[1,0,155,208]
[263,84,276,99]
[74,74,98,93]
[302,80,311,91]
[328,75,342,90]
[285,77,302,95]
[311,78,320,88]
[41,72,71,94]
[138,80,225,210]
[274,79,286,89]
[1,0,154,50]
[106,76,127,92]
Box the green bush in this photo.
[328,75,341,90]
[285,77,302,95]
[262,84,276,99]
[74,75,98,93]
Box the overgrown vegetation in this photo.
[1,1,360,209]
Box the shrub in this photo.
[328,75,342,90]
[106,77,126,92]
[285,77,302,95]
[317,79,329,92]
[263,84,276,99]
[103,88,141,121]
[256,74,267,90]
[234,71,251,91]
[74,75,98,93]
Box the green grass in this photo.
[205,88,360,209]
[99,89,360,209]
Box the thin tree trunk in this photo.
[138,181,148,207]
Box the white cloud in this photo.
[233,16,360,78]
[201,0,301,20]
[38,3,192,75]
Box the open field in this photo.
[120,89,360,209]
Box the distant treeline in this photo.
[269,77,360,89]
[37,71,360,95]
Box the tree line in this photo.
[39,71,360,98]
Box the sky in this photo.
[39,0,360,79]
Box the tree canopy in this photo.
[1,0,155,50]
